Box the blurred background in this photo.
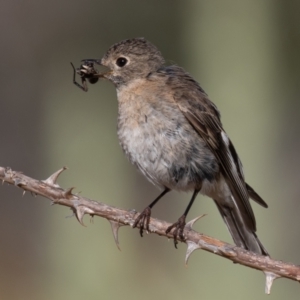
[0,0,300,299]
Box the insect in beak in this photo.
[71,59,107,92]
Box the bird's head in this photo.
[94,38,165,87]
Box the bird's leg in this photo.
[133,188,170,237]
[166,189,200,248]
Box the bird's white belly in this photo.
[117,96,219,192]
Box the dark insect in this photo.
[71,60,101,92]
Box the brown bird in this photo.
[75,37,268,255]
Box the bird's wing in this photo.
[160,66,257,230]
[246,183,268,208]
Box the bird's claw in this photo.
[132,206,152,237]
[166,215,186,248]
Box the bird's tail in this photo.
[214,201,269,256]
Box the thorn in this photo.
[109,220,124,251]
[64,187,75,199]
[42,166,68,187]
[185,214,206,231]
[4,167,13,177]
[75,207,86,226]
[74,206,95,227]
[90,215,94,224]
[185,241,202,266]
[22,190,26,197]
[13,178,27,187]
[264,271,278,294]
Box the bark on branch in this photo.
[0,166,299,293]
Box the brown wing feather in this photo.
[183,109,256,230]
[246,183,268,208]
[161,65,257,230]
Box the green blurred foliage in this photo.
[0,0,300,299]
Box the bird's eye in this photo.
[116,57,128,67]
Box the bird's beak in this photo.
[81,58,111,77]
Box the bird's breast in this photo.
[116,83,219,191]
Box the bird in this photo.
[78,37,269,255]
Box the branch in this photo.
[0,166,299,293]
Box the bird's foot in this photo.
[132,206,152,237]
[166,215,186,249]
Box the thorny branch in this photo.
[0,166,299,293]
